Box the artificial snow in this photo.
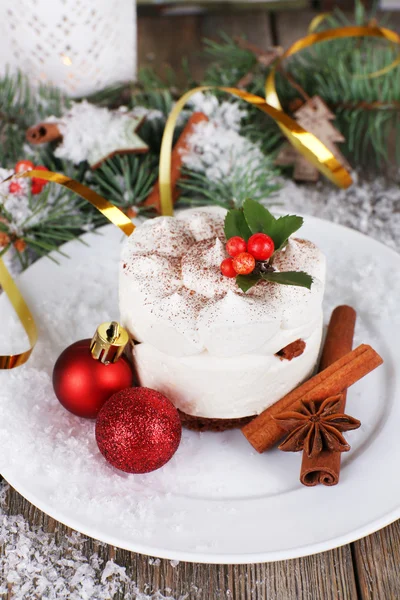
[0,482,184,600]
[276,173,400,252]
[183,92,270,184]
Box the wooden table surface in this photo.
[2,475,400,599]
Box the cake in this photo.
[119,207,326,430]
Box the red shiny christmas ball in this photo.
[220,257,236,278]
[53,339,133,419]
[226,236,247,257]
[232,251,256,275]
[95,387,182,474]
[247,233,275,261]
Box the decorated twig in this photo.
[234,38,283,88]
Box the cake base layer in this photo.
[178,409,253,432]
[133,313,323,420]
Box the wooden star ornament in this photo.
[275,96,351,182]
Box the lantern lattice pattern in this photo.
[0,0,136,97]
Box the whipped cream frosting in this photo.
[119,207,326,358]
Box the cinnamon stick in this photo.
[301,306,356,486]
[26,122,62,145]
[142,112,208,214]
[241,343,383,453]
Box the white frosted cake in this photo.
[119,207,325,429]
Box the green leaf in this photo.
[260,271,313,289]
[272,215,304,251]
[242,198,276,235]
[236,274,260,292]
[224,209,252,241]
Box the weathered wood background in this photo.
[2,4,400,599]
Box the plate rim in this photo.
[2,465,400,564]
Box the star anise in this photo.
[274,395,361,458]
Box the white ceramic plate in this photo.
[0,217,399,564]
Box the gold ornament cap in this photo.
[90,321,129,365]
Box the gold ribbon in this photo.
[308,13,331,34]
[0,258,38,368]
[0,171,134,369]
[307,17,400,79]
[158,86,353,215]
[266,26,400,157]
[20,171,135,236]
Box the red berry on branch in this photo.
[31,181,45,195]
[31,166,50,195]
[226,236,247,257]
[247,233,275,261]
[14,160,34,174]
[233,252,256,275]
[31,165,50,186]
[13,239,27,253]
[220,257,237,278]
[9,181,23,195]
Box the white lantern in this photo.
[0,0,136,97]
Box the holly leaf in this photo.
[224,209,252,241]
[236,274,260,292]
[242,198,276,235]
[260,271,313,289]
[272,215,304,251]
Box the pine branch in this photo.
[203,32,257,82]
[178,161,280,210]
[90,154,158,210]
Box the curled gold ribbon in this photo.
[307,17,400,79]
[20,171,135,236]
[266,26,400,162]
[0,259,38,368]
[0,171,134,369]
[158,85,353,215]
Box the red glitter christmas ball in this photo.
[95,387,182,474]
[53,339,133,419]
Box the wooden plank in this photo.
[200,11,272,49]
[2,482,359,600]
[274,9,320,48]
[138,15,206,84]
[138,11,273,85]
[352,521,400,600]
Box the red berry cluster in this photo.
[221,233,275,278]
[9,160,50,196]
